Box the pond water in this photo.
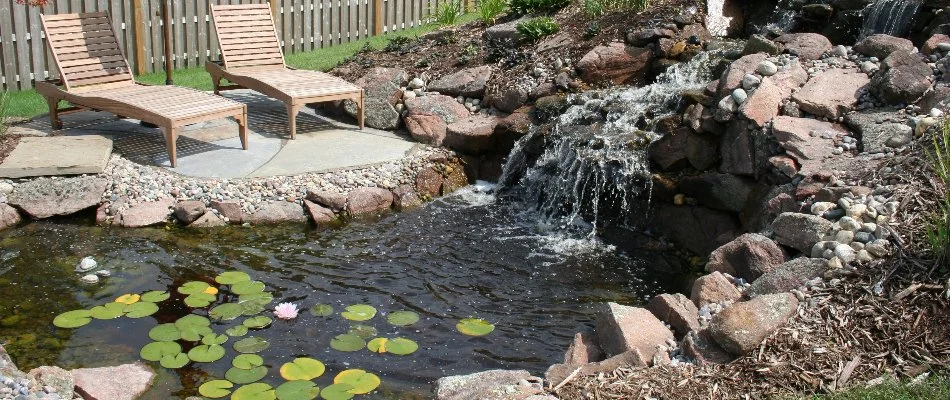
[0,186,686,399]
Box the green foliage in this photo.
[584,21,601,39]
[0,91,10,135]
[478,0,508,25]
[432,1,464,26]
[516,17,559,42]
[927,121,950,263]
[583,0,650,17]
[807,375,950,400]
[509,0,570,15]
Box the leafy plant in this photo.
[384,36,416,53]
[0,91,10,135]
[584,0,650,17]
[432,1,463,26]
[584,21,601,39]
[926,120,950,263]
[478,0,507,25]
[509,0,570,15]
[516,17,559,42]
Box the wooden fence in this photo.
[0,0,453,92]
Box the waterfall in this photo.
[861,0,921,38]
[499,52,716,232]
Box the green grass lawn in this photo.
[806,375,950,400]
[1,14,476,120]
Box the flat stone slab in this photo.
[0,136,112,178]
[249,129,417,178]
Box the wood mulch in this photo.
[0,134,22,165]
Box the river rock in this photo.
[577,43,653,85]
[8,176,108,219]
[188,212,226,228]
[210,200,244,224]
[595,302,674,359]
[343,67,408,130]
[406,114,448,147]
[646,293,700,338]
[173,200,206,224]
[444,115,501,154]
[245,202,308,224]
[0,203,22,230]
[28,366,72,398]
[772,212,834,253]
[346,187,394,216]
[871,50,934,105]
[690,271,741,307]
[652,204,739,255]
[648,128,690,170]
[854,34,915,59]
[305,190,347,212]
[740,77,783,127]
[563,331,604,365]
[304,200,337,225]
[774,33,832,61]
[483,18,526,42]
[116,199,173,228]
[626,27,676,47]
[678,173,757,213]
[681,328,736,365]
[709,293,799,355]
[72,362,155,400]
[429,66,493,98]
[706,233,787,281]
[718,53,769,96]
[435,370,537,400]
[792,68,870,119]
[923,34,950,56]
[746,257,827,297]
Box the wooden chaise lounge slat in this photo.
[36,11,248,168]
[207,3,363,139]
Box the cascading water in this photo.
[499,52,716,233]
[861,0,921,38]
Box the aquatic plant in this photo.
[274,302,300,320]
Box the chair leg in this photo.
[287,103,300,140]
[236,111,248,150]
[211,74,222,96]
[162,126,180,168]
[358,95,365,130]
[46,97,62,130]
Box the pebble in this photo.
[834,244,856,263]
[408,78,425,89]
[938,42,950,52]
[732,88,748,105]
[742,74,762,90]
[757,61,778,76]
[811,201,836,216]
[74,257,97,272]
[832,45,848,57]
[79,274,100,284]
[860,61,878,74]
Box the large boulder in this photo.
[709,293,799,355]
[562,331,604,365]
[346,187,394,216]
[405,114,448,147]
[718,53,769,96]
[771,212,834,253]
[246,202,308,224]
[595,302,674,359]
[746,257,827,297]
[444,115,502,154]
[173,200,206,224]
[682,328,736,365]
[429,66,493,98]
[774,33,833,61]
[771,116,849,176]
[577,43,653,85]
[690,271,742,307]
[646,293,700,338]
[116,200,174,228]
[72,362,155,400]
[306,190,347,211]
[485,85,530,113]
[792,68,870,119]
[923,34,950,56]
[434,370,540,400]
[8,176,108,219]
[740,77,783,127]
[344,67,408,130]
[652,204,739,255]
[706,233,787,281]
[405,94,469,124]
[678,173,758,213]
[871,50,934,105]
[854,34,915,59]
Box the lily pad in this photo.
[216,271,251,285]
[279,358,326,381]
[241,302,268,316]
[366,337,418,355]
[198,380,234,398]
[240,292,275,309]
[89,303,126,320]
[178,281,212,295]
[225,365,268,384]
[340,304,376,322]
[243,316,273,329]
[232,354,265,370]
[226,325,250,337]
[232,280,266,295]
[176,314,211,329]
[184,292,216,308]
[329,334,365,352]
[139,341,182,362]
[160,352,190,369]
[52,310,92,329]
[148,323,181,342]
[231,383,276,400]
[210,303,245,321]
[347,325,377,339]
[234,337,270,353]
[202,333,230,345]
[319,384,354,400]
[180,325,214,342]
[188,344,226,363]
[386,311,420,326]
[456,318,495,336]
[333,369,380,394]
[115,293,141,305]
[141,290,171,303]
[276,381,320,400]
[309,304,333,317]
[124,302,159,318]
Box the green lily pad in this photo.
[241,302,268,316]
[329,334,365,352]
[456,318,495,336]
[226,325,250,337]
[386,311,420,326]
[141,290,171,303]
[215,271,251,285]
[160,352,190,369]
[139,341,182,362]
[366,337,418,355]
[176,316,213,341]
[243,316,272,329]
[184,292,216,308]
[52,310,92,329]
[319,384,354,400]
[333,369,380,394]
[89,303,126,320]
[232,354,265,370]
[279,357,326,381]
[234,337,270,353]
[347,325,377,339]
[240,292,275,309]
[232,280,266,295]
[225,365,268,384]
[309,304,333,317]
[180,325,214,342]
[231,383,276,400]
[124,301,159,318]
[276,381,320,400]
[176,314,211,329]
[148,323,181,342]
[198,379,234,398]
[188,344,226,363]
[202,333,229,345]
[210,303,245,321]
[178,280,212,295]
[340,304,376,322]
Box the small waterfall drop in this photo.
[499,52,716,233]
[861,0,921,38]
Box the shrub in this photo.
[478,0,508,25]
[432,1,464,26]
[516,17,559,42]
[584,0,650,17]
[509,0,571,16]
[926,120,950,262]
[384,36,415,53]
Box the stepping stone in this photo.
[0,136,112,178]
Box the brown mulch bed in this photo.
[0,134,22,165]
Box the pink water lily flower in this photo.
[274,302,299,320]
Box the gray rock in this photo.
[746,258,826,297]
[678,173,757,213]
[434,370,535,400]
[485,85,530,114]
[757,61,778,76]
[245,202,308,224]
[844,110,913,154]
[343,67,408,130]
[706,233,787,281]
[871,50,935,105]
[732,88,748,104]
[681,328,736,365]
[429,66,493,98]
[710,293,798,355]
[772,212,834,253]
[27,367,71,399]
[743,35,782,56]
[742,74,762,90]
[8,176,108,219]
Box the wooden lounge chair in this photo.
[206,3,364,139]
[36,12,248,168]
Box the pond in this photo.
[0,186,686,399]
